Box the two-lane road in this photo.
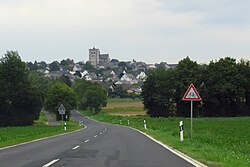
[0,110,196,167]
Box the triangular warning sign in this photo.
[182,84,202,101]
[58,104,66,114]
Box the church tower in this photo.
[89,47,100,66]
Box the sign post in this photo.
[58,104,66,131]
[182,84,201,139]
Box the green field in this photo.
[107,98,143,103]
[0,112,82,148]
[81,99,250,167]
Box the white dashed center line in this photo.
[43,159,59,167]
[72,145,80,150]
[84,139,89,143]
[94,135,98,138]
[100,132,102,134]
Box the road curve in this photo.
[0,110,195,167]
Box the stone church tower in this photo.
[89,47,110,66]
[89,47,100,66]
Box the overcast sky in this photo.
[0,0,250,64]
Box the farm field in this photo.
[82,98,250,167]
[0,112,82,148]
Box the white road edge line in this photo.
[130,127,207,167]
[84,115,206,167]
[72,145,80,150]
[84,139,89,143]
[42,159,59,167]
[94,135,98,138]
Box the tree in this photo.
[60,58,74,71]
[59,75,72,87]
[173,57,203,117]
[84,61,95,71]
[38,61,47,69]
[44,82,77,120]
[113,85,128,98]
[238,60,250,113]
[110,59,119,63]
[27,61,39,71]
[142,68,175,117]
[49,61,60,71]
[72,79,107,113]
[72,79,93,107]
[28,71,52,104]
[0,51,42,126]
[201,57,246,116]
[84,88,107,114]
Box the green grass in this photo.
[0,112,83,148]
[81,109,250,167]
[107,98,142,103]
[33,112,48,125]
[102,106,144,112]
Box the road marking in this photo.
[100,132,102,134]
[43,159,59,167]
[84,139,89,143]
[72,145,80,150]
[94,135,98,138]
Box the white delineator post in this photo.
[180,121,184,142]
[144,120,147,129]
[128,120,130,126]
[64,122,67,131]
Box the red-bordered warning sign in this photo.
[182,84,202,101]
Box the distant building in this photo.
[89,47,110,66]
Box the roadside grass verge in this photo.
[0,112,82,148]
[81,109,250,167]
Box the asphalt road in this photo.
[0,110,195,167]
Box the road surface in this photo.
[0,110,195,167]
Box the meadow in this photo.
[82,99,250,167]
[0,112,82,148]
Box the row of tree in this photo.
[142,57,250,117]
[0,51,107,127]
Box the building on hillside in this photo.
[89,47,100,66]
[89,47,110,66]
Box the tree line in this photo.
[142,57,250,117]
[0,51,107,127]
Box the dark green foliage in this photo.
[113,85,128,98]
[201,58,247,116]
[84,89,106,114]
[142,56,250,117]
[60,59,74,71]
[83,61,95,70]
[142,68,175,117]
[28,71,52,103]
[238,60,250,107]
[72,79,107,113]
[59,75,72,87]
[49,61,60,71]
[173,57,203,117]
[0,51,42,126]
[72,79,93,109]
[27,61,39,70]
[110,59,119,63]
[44,82,77,120]
[38,61,47,69]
